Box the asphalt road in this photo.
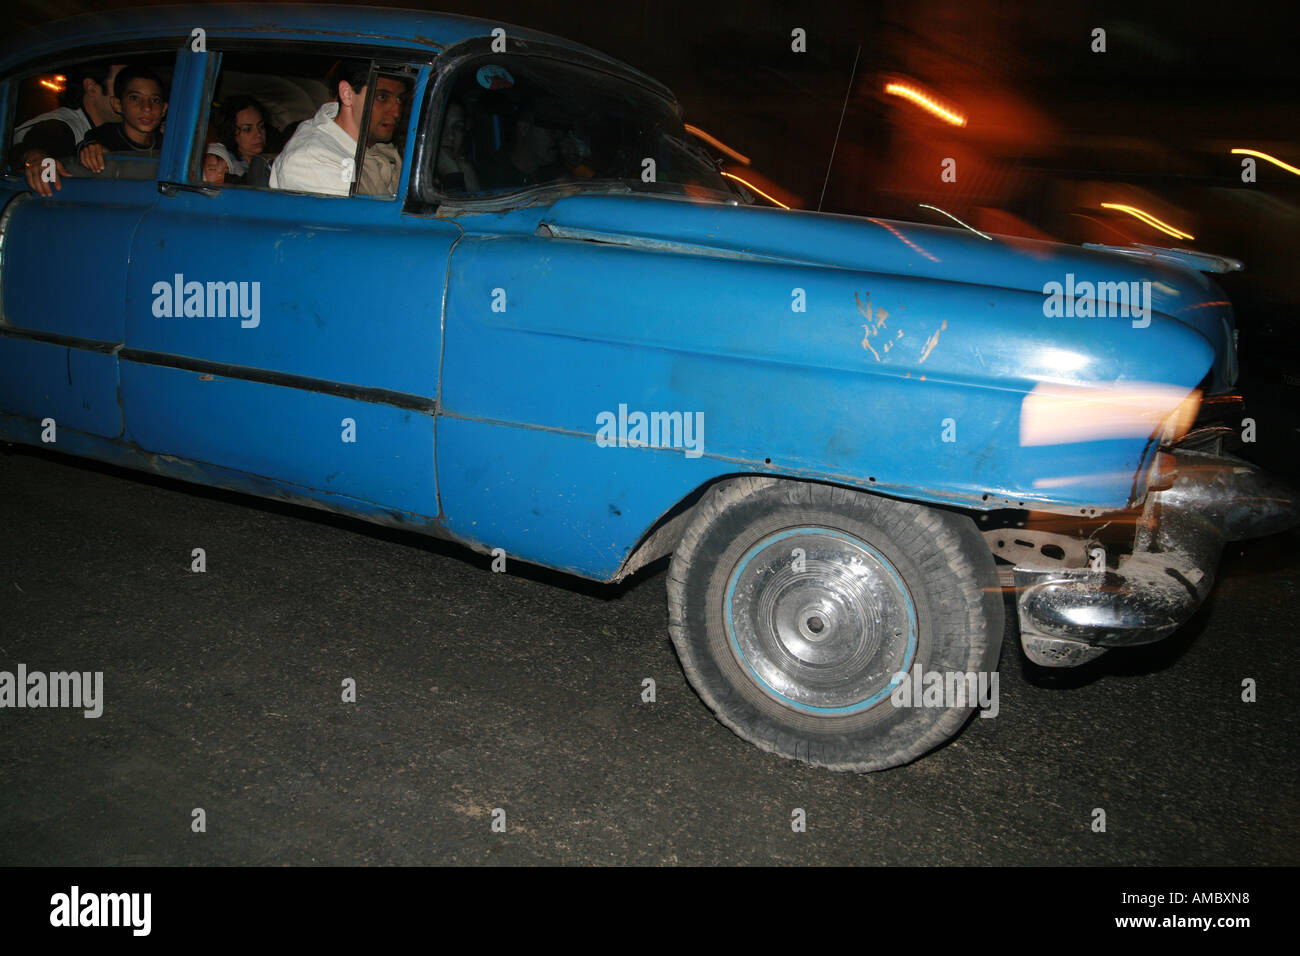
[0,445,1296,866]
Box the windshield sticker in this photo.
[476,65,515,90]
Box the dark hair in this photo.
[60,61,118,110]
[113,65,167,101]
[326,59,370,99]
[219,95,268,159]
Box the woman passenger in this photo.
[220,95,274,187]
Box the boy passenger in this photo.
[76,65,168,172]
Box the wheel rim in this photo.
[724,527,917,714]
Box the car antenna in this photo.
[818,44,860,213]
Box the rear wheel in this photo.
[667,477,1003,771]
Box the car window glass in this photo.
[426,54,728,202]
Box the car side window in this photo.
[425,54,727,202]
[190,53,414,200]
[6,55,174,188]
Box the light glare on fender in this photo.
[1019,382,1201,447]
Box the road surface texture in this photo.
[0,441,1296,865]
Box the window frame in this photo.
[177,40,429,201]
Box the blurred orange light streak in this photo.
[684,124,751,165]
[1230,148,1300,177]
[39,79,62,92]
[720,171,789,209]
[883,82,966,127]
[1099,203,1194,240]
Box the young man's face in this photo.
[366,76,406,144]
[112,77,167,143]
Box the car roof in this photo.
[0,3,676,103]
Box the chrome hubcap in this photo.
[725,528,917,713]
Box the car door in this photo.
[423,47,741,578]
[119,48,455,526]
[0,57,165,448]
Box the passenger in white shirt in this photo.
[270,61,407,197]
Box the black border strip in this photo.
[0,324,117,354]
[0,326,437,413]
[120,348,439,414]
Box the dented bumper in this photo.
[1014,451,1298,667]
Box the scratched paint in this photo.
[856,292,893,361]
[918,319,948,364]
[856,292,906,361]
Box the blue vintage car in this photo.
[1,4,1294,771]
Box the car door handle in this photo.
[158,181,220,198]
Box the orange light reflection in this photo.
[720,171,789,209]
[866,217,940,262]
[684,124,751,165]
